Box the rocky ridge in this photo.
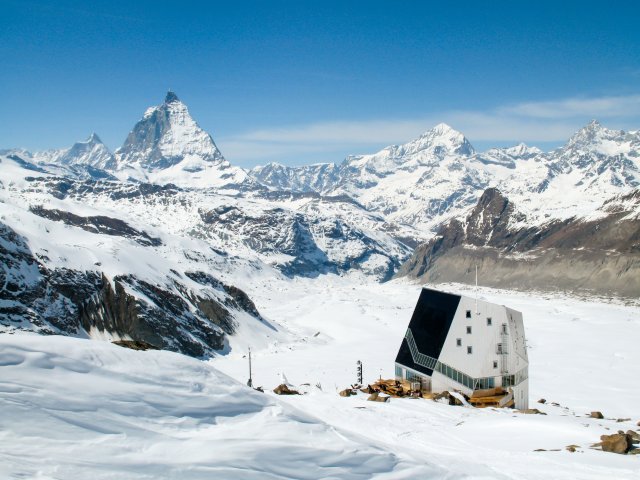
[395,188,640,297]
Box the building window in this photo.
[466,326,472,334]
[501,323,508,334]
[493,361,498,369]
[466,310,471,318]
[467,346,472,354]
[456,338,461,346]
[487,317,492,326]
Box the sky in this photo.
[2,0,640,167]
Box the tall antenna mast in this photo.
[247,346,253,387]
[475,265,478,314]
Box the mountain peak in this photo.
[566,119,618,148]
[87,132,102,144]
[428,122,456,134]
[165,91,180,104]
[115,91,229,175]
[409,123,475,156]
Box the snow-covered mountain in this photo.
[56,133,116,169]
[1,134,116,179]
[2,93,640,320]
[0,144,411,354]
[112,91,249,187]
[252,120,640,234]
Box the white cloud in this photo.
[219,93,640,165]
[498,94,640,119]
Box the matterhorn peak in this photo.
[164,90,180,104]
[115,92,226,172]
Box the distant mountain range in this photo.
[1,91,639,356]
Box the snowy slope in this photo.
[0,155,283,356]
[2,277,637,479]
[0,333,424,479]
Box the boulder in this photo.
[566,445,579,452]
[590,411,604,419]
[367,392,389,403]
[339,388,356,397]
[600,433,632,454]
[627,430,640,443]
[520,408,546,415]
[432,391,450,401]
[273,384,300,395]
[537,398,546,404]
[616,418,631,423]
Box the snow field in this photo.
[0,277,638,479]
[213,277,640,479]
[0,334,419,479]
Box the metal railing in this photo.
[404,328,437,370]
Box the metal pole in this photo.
[247,347,253,387]
[475,265,478,314]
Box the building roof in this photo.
[395,288,461,376]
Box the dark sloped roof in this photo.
[395,288,461,375]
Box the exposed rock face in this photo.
[0,222,98,334]
[79,274,232,356]
[396,188,640,297]
[198,203,405,280]
[0,221,263,357]
[30,206,162,246]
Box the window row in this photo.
[465,310,493,327]
[434,361,496,390]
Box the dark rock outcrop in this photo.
[396,188,640,297]
[79,274,234,356]
[0,221,263,357]
[30,206,162,246]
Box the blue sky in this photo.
[2,0,640,167]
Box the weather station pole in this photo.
[247,347,253,388]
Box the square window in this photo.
[493,361,498,369]
[456,338,461,346]
[487,317,492,326]
[467,346,472,354]
[466,326,472,334]
[466,310,471,318]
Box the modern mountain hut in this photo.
[395,288,529,409]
